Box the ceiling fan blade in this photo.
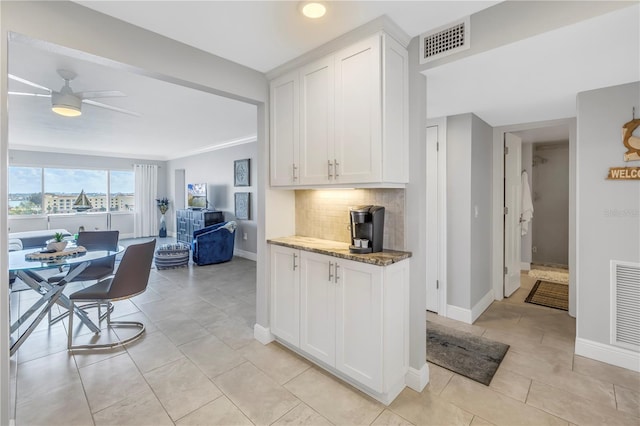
[77,90,126,99]
[8,91,51,98]
[8,74,52,93]
[83,99,141,117]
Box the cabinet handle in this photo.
[292,163,298,181]
[335,264,340,283]
[328,262,334,281]
[334,159,339,178]
[327,160,333,180]
[293,253,298,271]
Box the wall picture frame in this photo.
[234,158,250,187]
[234,192,250,220]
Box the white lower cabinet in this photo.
[270,245,409,404]
[270,245,300,347]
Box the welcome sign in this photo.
[608,110,640,180]
[607,167,640,180]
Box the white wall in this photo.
[446,113,493,313]
[521,143,533,267]
[447,114,472,309]
[470,114,493,307]
[575,81,640,369]
[531,142,569,265]
[167,141,258,255]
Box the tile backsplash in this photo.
[295,189,405,250]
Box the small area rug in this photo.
[528,268,569,285]
[426,321,509,386]
[525,280,568,311]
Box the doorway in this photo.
[497,119,575,317]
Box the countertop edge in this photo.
[268,237,412,267]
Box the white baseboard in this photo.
[521,262,531,271]
[254,324,274,345]
[234,249,257,261]
[575,337,640,372]
[405,363,429,392]
[447,290,494,325]
[446,304,472,324]
[471,290,494,323]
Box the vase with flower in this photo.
[156,197,170,238]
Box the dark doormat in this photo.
[426,321,509,386]
[525,280,568,311]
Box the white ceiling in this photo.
[8,1,639,160]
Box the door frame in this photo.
[426,117,447,316]
[491,117,577,317]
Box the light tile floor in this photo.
[9,255,640,425]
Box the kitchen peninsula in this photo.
[268,236,411,404]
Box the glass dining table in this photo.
[8,245,124,356]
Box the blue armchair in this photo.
[192,221,237,266]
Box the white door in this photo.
[300,251,335,366]
[270,71,299,186]
[334,35,382,183]
[335,259,383,392]
[270,246,300,346]
[300,56,334,184]
[426,125,439,312]
[504,132,522,297]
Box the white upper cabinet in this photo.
[270,71,299,186]
[269,32,408,187]
[299,56,334,185]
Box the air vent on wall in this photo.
[611,260,640,350]
[419,17,470,64]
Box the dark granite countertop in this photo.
[268,236,411,266]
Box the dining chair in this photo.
[67,239,155,350]
[48,230,120,324]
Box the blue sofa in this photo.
[191,221,237,266]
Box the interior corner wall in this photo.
[576,81,640,347]
[447,113,494,312]
[167,141,258,254]
[469,114,493,307]
[521,143,533,266]
[446,114,472,309]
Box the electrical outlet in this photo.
[532,246,537,253]
[243,232,248,240]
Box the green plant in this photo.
[54,232,64,242]
[156,197,170,215]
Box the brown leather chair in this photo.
[48,230,120,325]
[48,230,120,284]
[67,239,155,350]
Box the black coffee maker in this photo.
[349,205,385,254]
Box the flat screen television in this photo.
[187,183,207,209]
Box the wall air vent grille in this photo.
[611,261,640,350]
[420,17,470,64]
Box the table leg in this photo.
[10,285,65,356]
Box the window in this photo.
[8,167,42,215]
[44,168,108,213]
[8,167,135,215]
[110,170,135,212]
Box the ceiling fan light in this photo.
[51,92,82,117]
[300,2,326,19]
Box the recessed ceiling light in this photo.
[300,1,327,19]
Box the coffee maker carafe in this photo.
[349,205,385,254]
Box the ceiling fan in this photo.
[8,69,141,117]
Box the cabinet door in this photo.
[299,56,334,185]
[335,258,383,392]
[334,35,382,184]
[270,71,299,186]
[300,251,335,365]
[270,246,300,346]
